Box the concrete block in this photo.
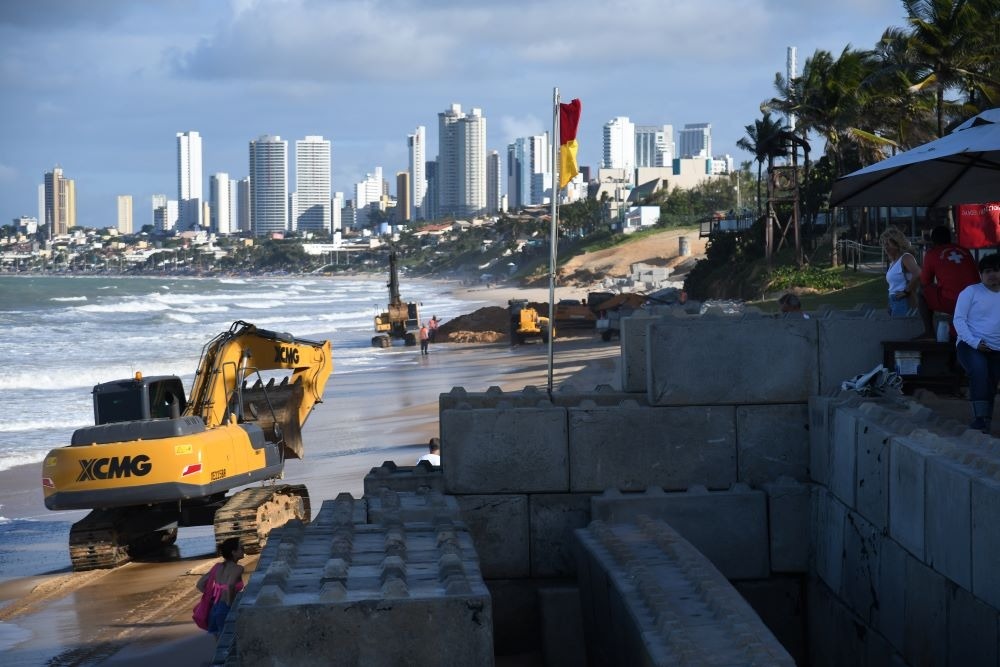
[529,493,592,578]
[456,494,529,579]
[620,310,658,393]
[806,577,867,667]
[971,475,1000,609]
[924,454,972,589]
[875,534,908,651]
[948,584,999,667]
[363,460,444,496]
[889,434,934,560]
[568,403,737,492]
[854,413,896,530]
[233,499,492,667]
[590,484,769,580]
[762,477,810,573]
[842,510,881,626]
[441,404,568,493]
[903,557,948,667]
[816,314,924,394]
[537,586,587,667]
[646,316,818,405]
[439,384,551,410]
[812,486,845,595]
[737,403,810,485]
[829,406,861,507]
[365,487,460,526]
[575,518,795,666]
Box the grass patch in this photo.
[751,270,887,312]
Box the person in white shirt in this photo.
[417,437,440,466]
[954,253,1000,433]
[880,226,921,317]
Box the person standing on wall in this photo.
[880,227,921,317]
[954,253,1000,434]
[918,225,980,339]
[418,322,430,356]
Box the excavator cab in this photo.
[93,374,187,425]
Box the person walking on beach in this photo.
[880,227,921,317]
[419,322,430,355]
[428,315,439,343]
[195,537,245,638]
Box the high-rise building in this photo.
[154,200,179,232]
[295,135,331,233]
[249,135,289,236]
[237,178,250,232]
[458,108,486,217]
[602,117,636,172]
[151,194,167,227]
[437,104,463,217]
[396,172,411,223]
[424,161,438,221]
[507,134,551,210]
[116,195,133,234]
[353,167,383,227]
[209,173,237,235]
[507,140,527,211]
[43,166,76,236]
[176,131,203,229]
[678,123,712,159]
[486,150,501,215]
[331,192,344,234]
[635,125,674,168]
[407,126,427,221]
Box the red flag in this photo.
[559,99,582,189]
[957,203,1000,248]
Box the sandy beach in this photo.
[0,281,619,666]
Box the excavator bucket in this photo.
[241,378,307,460]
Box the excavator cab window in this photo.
[149,379,187,419]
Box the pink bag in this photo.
[192,564,219,630]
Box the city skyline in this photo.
[0,1,908,228]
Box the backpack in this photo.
[192,563,220,630]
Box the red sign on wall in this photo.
[957,204,1000,248]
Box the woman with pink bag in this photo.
[193,537,245,637]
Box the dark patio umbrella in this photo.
[830,108,1000,207]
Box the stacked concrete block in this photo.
[366,486,459,526]
[363,460,443,496]
[808,393,867,487]
[645,315,819,405]
[619,309,660,393]
[575,517,795,666]
[737,403,810,485]
[590,484,769,580]
[454,494,529,579]
[762,477,810,573]
[441,399,568,494]
[568,400,737,492]
[537,586,588,667]
[816,310,923,394]
[529,493,593,577]
[972,473,1000,610]
[232,495,493,666]
[811,486,846,595]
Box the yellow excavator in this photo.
[41,320,332,571]
[372,250,420,347]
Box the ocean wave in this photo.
[0,416,88,433]
[0,364,198,391]
[0,449,46,473]
[165,312,198,324]
[50,296,87,302]
[75,301,171,314]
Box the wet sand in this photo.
[0,287,619,666]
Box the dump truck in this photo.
[508,299,554,344]
[372,250,420,347]
[41,320,332,570]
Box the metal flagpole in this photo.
[547,87,560,395]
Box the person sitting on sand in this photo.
[196,537,245,638]
[417,437,441,466]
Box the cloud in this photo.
[0,164,16,183]
[0,0,142,27]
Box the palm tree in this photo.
[903,0,993,135]
[736,112,787,217]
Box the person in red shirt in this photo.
[919,225,980,338]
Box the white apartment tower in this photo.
[249,135,289,235]
[116,195,133,234]
[438,103,488,218]
[679,123,712,158]
[437,104,463,217]
[295,135,331,233]
[635,125,674,168]
[353,167,384,227]
[529,133,551,205]
[176,131,203,229]
[407,126,427,221]
[209,173,237,235]
[602,117,635,172]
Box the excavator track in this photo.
[69,508,178,571]
[213,484,311,553]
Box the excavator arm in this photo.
[185,320,332,459]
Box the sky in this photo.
[0,0,909,229]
